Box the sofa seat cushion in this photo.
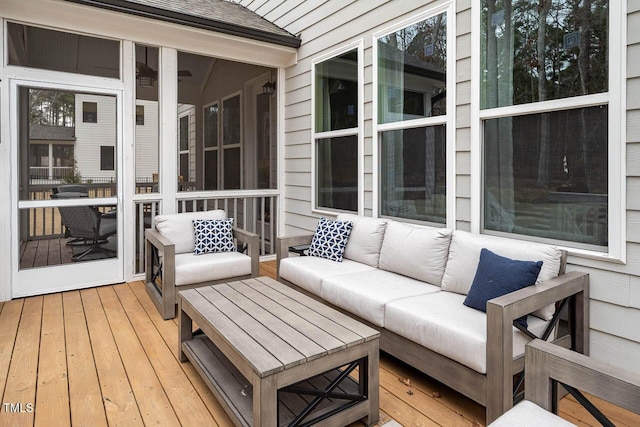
[320,270,441,327]
[489,401,576,427]
[337,214,387,267]
[174,251,251,286]
[279,256,374,295]
[384,292,551,374]
[378,222,452,286]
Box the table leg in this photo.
[366,340,380,426]
[178,297,192,362]
[254,375,278,427]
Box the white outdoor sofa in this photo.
[145,209,260,319]
[276,214,590,423]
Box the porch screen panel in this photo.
[8,22,120,79]
[135,44,160,194]
[21,87,118,200]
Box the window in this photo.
[136,105,144,125]
[204,103,219,190]
[480,0,616,251]
[100,146,115,171]
[377,9,449,224]
[222,95,241,190]
[178,114,190,182]
[313,48,360,212]
[83,102,97,123]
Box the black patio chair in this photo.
[53,192,117,261]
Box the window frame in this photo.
[310,40,364,215]
[471,1,626,262]
[372,2,457,227]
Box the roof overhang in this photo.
[63,0,301,48]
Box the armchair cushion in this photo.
[174,251,252,286]
[307,218,353,262]
[154,209,226,254]
[193,218,235,254]
[463,248,543,328]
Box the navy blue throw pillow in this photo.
[463,248,543,328]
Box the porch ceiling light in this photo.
[137,75,155,88]
[262,81,276,95]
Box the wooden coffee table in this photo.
[178,276,380,427]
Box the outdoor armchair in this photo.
[145,209,259,319]
[490,339,640,426]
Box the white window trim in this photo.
[372,1,456,227]
[471,1,627,263]
[202,100,220,190]
[310,40,364,216]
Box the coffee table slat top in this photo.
[179,277,379,378]
[251,277,380,340]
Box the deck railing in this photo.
[23,184,279,275]
[134,191,279,275]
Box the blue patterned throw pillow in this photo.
[307,218,353,262]
[193,218,235,255]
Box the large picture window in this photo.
[377,9,449,224]
[480,0,612,250]
[313,48,359,212]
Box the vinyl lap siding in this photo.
[241,0,640,371]
[242,0,461,234]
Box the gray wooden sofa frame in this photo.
[524,339,640,423]
[145,227,260,320]
[276,234,590,424]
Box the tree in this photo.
[29,89,75,126]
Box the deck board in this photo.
[113,283,217,426]
[0,261,637,426]
[63,291,108,427]
[80,288,143,427]
[0,297,41,427]
[96,286,181,427]
[35,294,70,427]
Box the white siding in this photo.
[240,0,640,371]
[74,94,117,181]
[135,100,159,183]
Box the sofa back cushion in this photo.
[337,214,387,267]
[378,221,452,285]
[154,209,227,254]
[441,230,562,320]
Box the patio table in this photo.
[178,276,380,427]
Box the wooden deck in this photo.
[0,261,637,426]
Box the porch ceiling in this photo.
[63,0,301,48]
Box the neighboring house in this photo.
[0,0,639,374]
